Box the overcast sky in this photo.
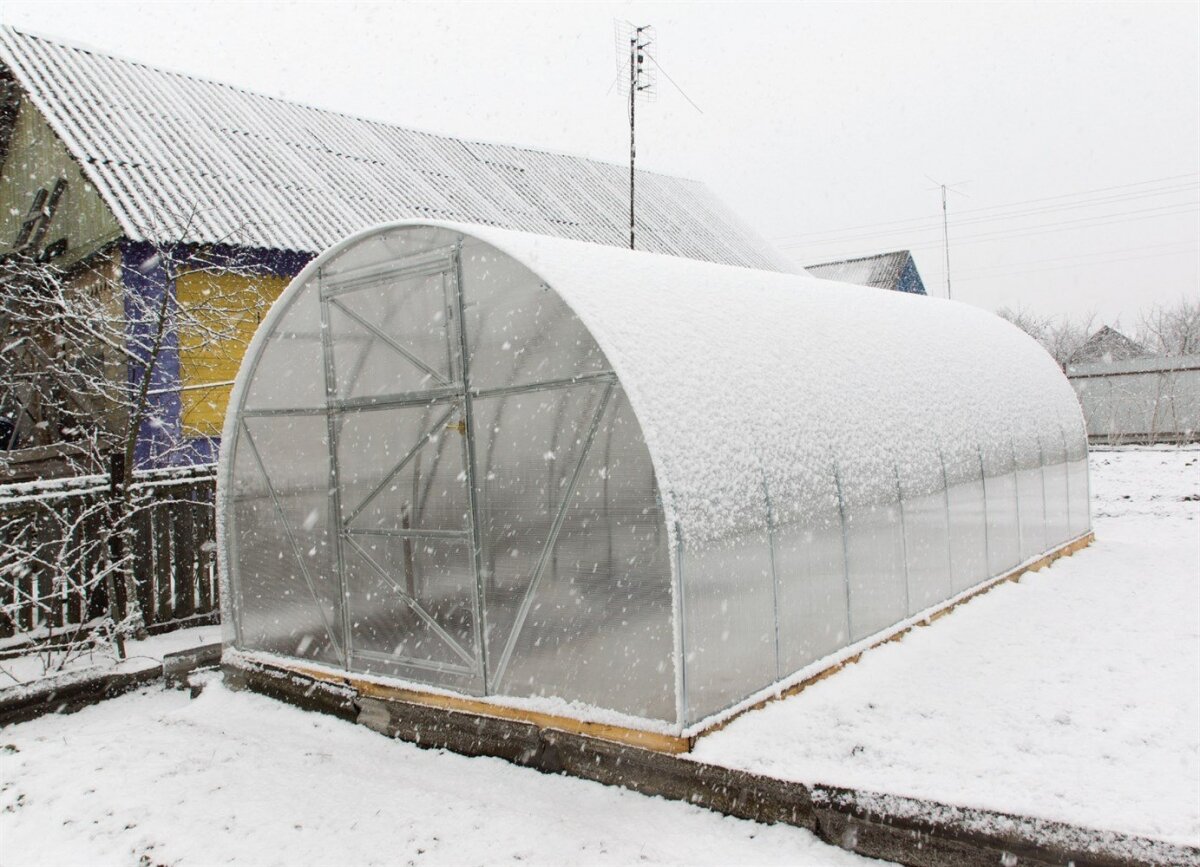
[3,0,1197,326]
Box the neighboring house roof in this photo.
[1069,326,1150,365]
[804,250,926,294]
[0,27,792,271]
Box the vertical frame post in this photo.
[318,268,352,669]
[450,243,491,692]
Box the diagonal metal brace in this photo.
[490,382,615,689]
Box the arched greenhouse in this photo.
[218,221,1091,736]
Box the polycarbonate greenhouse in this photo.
[219,221,1092,734]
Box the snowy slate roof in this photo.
[805,250,914,291]
[0,27,791,270]
[1068,326,1150,365]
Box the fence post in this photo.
[107,452,127,659]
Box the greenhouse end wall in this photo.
[219,220,1092,735]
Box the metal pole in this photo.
[942,185,952,300]
[629,32,637,250]
[318,268,353,670]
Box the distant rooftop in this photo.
[804,250,926,295]
[0,26,792,270]
[1069,326,1151,365]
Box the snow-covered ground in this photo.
[693,446,1200,847]
[0,679,874,867]
[0,624,220,688]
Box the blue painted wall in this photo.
[896,255,927,296]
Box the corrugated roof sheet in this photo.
[0,26,792,270]
[804,250,911,290]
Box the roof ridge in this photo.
[0,24,699,185]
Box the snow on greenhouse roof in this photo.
[0,26,791,270]
[804,250,913,290]
[302,221,1085,547]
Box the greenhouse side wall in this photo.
[675,415,1090,727]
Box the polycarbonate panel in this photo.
[473,384,603,670]
[1014,433,1047,562]
[897,444,952,615]
[459,238,608,391]
[241,281,326,410]
[327,268,456,400]
[840,455,907,642]
[943,445,988,593]
[773,463,849,674]
[229,414,341,664]
[1066,424,1091,538]
[680,527,776,724]
[336,402,468,534]
[342,535,480,691]
[489,388,674,720]
[982,442,1021,575]
[1041,430,1071,547]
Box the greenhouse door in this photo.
[320,245,486,694]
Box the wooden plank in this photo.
[131,495,154,620]
[194,486,215,614]
[283,660,693,754]
[171,485,197,621]
[153,499,173,625]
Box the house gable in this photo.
[0,91,122,269]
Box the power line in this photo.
[769,171,1200,242]
[953,246,1200,284]
[775,181,1200,249]
[799,202,1199,264]
[642,51,703,114]
[955,240,1200,275]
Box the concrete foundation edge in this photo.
[224,655,1198,867]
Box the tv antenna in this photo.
[615,22,656,250]
[924,176,970,300]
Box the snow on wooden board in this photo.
[0,625,221,689]
[690,447,1200,847]
[0,681,878,867]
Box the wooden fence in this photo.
[0,466,219,645]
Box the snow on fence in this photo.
[0,465,218,645]
[1068,354,1200,445]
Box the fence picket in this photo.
[0,469,219,644]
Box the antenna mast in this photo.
[925,176,970,300]
[616,23,655,250]
[940,184,952,300]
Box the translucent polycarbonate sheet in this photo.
[680,528,777,724]
[1014,436,1048,562]
[1041,430,1071,547]
[240,278,327,410]
[1065,424,1092,538]
[326,268,456,400]
[773,464,849,676]
[942,445,989,593]
[901,489,952,614]
[229,414,342,664]
[896,442,952,615]
[459,238,609,391]
[981,442,1021,575]
[319,226,464,285]
[838,453,907,642]
[483,387,674,721]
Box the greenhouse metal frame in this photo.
[219,221,1092,737]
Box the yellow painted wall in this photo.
[175,270,288,436]
[0,97,122,268]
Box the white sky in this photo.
[3,0,1197,326]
